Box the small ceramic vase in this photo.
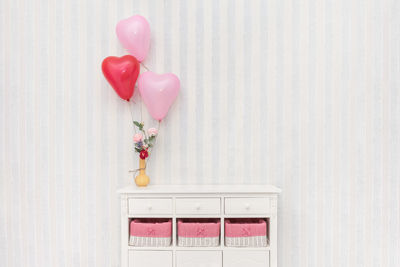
[135,158,150,187]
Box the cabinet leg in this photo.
[269,215,277,267]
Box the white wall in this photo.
[1,0,399,266]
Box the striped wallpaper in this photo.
[1,0,399,266]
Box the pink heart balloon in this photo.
[116,15,150,62]
[138,72,180,121]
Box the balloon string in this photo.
[128,100,137,134]
[140,120,161,169]
[141,63,150,71]
[151,121,161,154]
[137,61,150,125]
[140,95,143,123]
[129,166,146,175]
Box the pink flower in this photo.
[147,127,158,137]
[133,133,143,142]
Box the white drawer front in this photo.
[176,251,222,267]
[223,250,269,267]
[128,198,172,215]
[225,197,271,214]
[176,198,221,214]
[129,250,172,267]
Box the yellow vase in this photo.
[135,158,150,187]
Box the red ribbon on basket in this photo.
[241,227,251,237]
[196,227,206,237]
[147,228,155,236]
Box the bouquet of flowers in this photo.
[133,121,158,160]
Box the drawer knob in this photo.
[245,203,250,210]
[195,204,201,210]
[147,205,153,211]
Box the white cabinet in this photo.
[176,251,222,267]
[119,185,280,267]
[128,251,172,267]
[223,251,269,267]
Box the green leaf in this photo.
[133,121,144,130]
[134,147,141,153]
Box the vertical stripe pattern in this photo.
[0,0,399,266]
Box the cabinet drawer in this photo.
[128,198,172,215]
[176,251,221,267]
[176,198,221,214]
[223,250,269,267]
[225,198,271,214]
[129,250,172,267]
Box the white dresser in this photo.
[118,185,281,267]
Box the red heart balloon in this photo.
[101,55,140,101]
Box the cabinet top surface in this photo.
[117,184,281,194]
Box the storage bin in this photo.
[177,219,220,247]
[225,219,268,247]
[129,218,172,247]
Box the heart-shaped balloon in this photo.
[116,15,150,62]
[138,72,180,121]
[101,55,140,101]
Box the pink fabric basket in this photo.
[178,219,220,237]
[130,219,171,237]
[177,219,220,247]
[129,219,172,247]
[225,219,267,237]
[225,219,268,247]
